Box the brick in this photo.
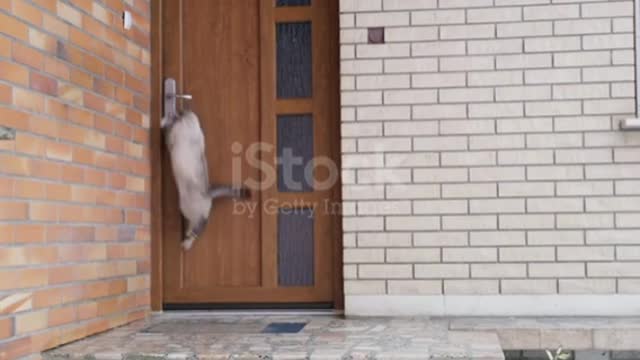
[588,263,640,278]
[554,51,611,67]
[468,39,522,55]
[559,279,616,295]
[414,136,467,151]
[440,120,495,135]
[498,150,554,165]
[556,149,612,165]
[384,89,437,105]
[583,66,635,82]
[554,19,611,35]
[386,248,440,263]
[440,88,493,103]
[470,167,525,182]
[0,317,12,340]
[414,104,466,119]
[554,84,609,100]
[470,199,524,214]
[529,263,585,278]
[444,280,499,295]
[496,86,550,101]
[341,0,382,12]
[384,58,437,73]
[558,214,613,229]
[386,216,439,231]
[0,12,29,41]
[582,2,633,18]
[440,56,494,72]
[382,0,435,10]
[385,27,438,42]
[524,36,580,52]
[587,230,640,245]
[524,4,579,20]
[411,10,465,25]
[358,264,412,279]
[344,249,385,263]
[412,72,466,88]
[440,24,494,40]
[558,246,614,261]
[414,232,468,247]
[502,279,557,295]
[358,233,412,247]
[356,12,409,27]
[388,280,441,295]
[412,41,466,56]
[497,21,552,38]
[500,214,554,230]
[469,103,523,118]
[415,264,468,279]
[356,74,409,90]
[442,215,497,230]
[443,183,497,198]
[470,231,525,246]
[584,34,634,50]
[358,201,411,215]
[413,199,467,214]
[15,310,48,334]
[345,280,385,295]
[497,117,553,133]
[472,264,526,278]
[356,44,409,58]
[384,121,438,136]
[386,184,439,199]
[0,60,30,86]
[467,7,521,23]
[468,70,522,86]
[357,105,410,120]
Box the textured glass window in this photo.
[276,0,311,7]
[278,209,314,287]
[276,22,312,98]
[277,114,313,192]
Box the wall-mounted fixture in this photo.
[620,118,640,131]
[123,11,132,30]
[368,27,384,44]
[0,126,15,140]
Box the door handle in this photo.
[164,78,192,119]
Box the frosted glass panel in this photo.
[277,114,314,192]
[276,22,312,98]
[276,0,311,6]
[278,209,314,287]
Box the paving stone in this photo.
[43,315,504,360]
[575,350,610,360]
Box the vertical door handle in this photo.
[164,78,192,120]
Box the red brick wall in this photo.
[0,0,151,358]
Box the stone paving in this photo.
[43,314,640,360]
[450,317,640,351]
[43,313,504,360]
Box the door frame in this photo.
[149,0,344,311]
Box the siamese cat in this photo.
[161,110,249,250]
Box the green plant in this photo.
[545,347,572,360]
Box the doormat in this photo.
[261,322,307,334]
[141,319,266,334]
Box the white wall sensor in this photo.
[123,11,132,30]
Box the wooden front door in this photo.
[160,0,341,307]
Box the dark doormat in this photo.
[261,322,307,334]
[140,320,308,334]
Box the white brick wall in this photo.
[339,0,640,305]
